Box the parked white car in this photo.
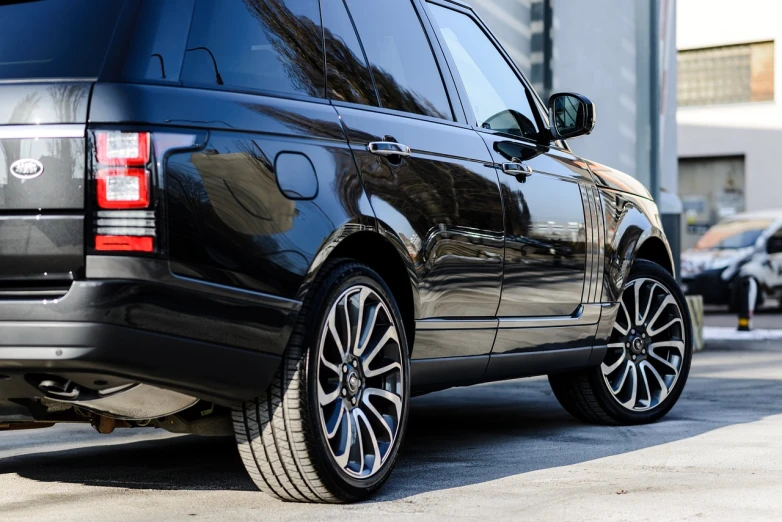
[681,210,782,309]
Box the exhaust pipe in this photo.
[33,376,198,420]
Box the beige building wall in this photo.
[678,0,782,213]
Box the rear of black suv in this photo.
[0,0,294,423]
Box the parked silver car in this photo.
[681,210,782,308]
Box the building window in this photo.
[678,41,774,107]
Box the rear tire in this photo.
[233,260,410,503]
[549,259,693,425]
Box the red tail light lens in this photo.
[95,235,154,253]
[96,131,150,166]
[96,168,149,209]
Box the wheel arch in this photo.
[301,224,419,354]
[599,189,675,304]
[635,236,675,277]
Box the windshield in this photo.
[0,0,124,80]
[695,219,772,250]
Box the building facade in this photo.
[677,0,781,250]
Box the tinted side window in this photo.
[181,0,324,98]
[429,4,540,140]
[0,0,124,80]
[345,0,453,120]
[323,0,378,106]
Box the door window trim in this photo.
[421,0,552,147]
[333,0,464,124]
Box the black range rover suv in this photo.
[0,0,692,503]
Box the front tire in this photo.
[549,259,693,425]
[233,261,410,503]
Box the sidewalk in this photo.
[704,309,782,350]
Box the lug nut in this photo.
[626,342,631,348]
[631,329,636,335]
[642,333,646,338]
[353,359,359,367]
[342,365,348,373]
[351,397,357,406]
[642,349,646,355]
[632,355,637,361]
[341,388,347,396]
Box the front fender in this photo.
[599,188,672,303]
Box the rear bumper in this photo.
[0,258,301,418]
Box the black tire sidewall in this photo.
[589,260,693,424]
[303,262,411,500]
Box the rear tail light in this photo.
[93,131,155,253]
[96,168,149,209]
[97,131,150,166]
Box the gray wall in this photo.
[550,0,640,177]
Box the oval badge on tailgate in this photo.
[10,158,44,181]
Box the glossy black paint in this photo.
[3,259,298,354]
[481,135,592,317]
[0,83,90,125]
[0,321,281,412]
[598,188,673,304]
[484,347,594,381]
[587,159,654,200]
[490,324,597,357]
[339,107,505,320]
[0,0,678,408]
[410,355,488,395]
[89,83,372,301]
[0,216,83,284]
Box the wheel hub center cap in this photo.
[346,370,361,395]
[631,337,645,354]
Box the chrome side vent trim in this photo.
[579,184,606,304]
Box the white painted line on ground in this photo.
[704,326,782,342]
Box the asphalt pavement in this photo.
[2,336,782,520]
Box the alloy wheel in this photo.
[316,285,404,479]
[602,277,685,412]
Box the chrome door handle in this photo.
[368,141,412,158]
[502,162,532,175]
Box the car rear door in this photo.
[325,0,505,384]
[0,0,125,297]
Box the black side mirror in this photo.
[548,93,596,141]
[767,236,782,255]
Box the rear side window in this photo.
[181,0,325,98]
[323,0,378,106]
[344,0,453,120]
[0,0,124,80]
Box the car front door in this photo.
[426,1,601,374]
[323,0,506,383]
